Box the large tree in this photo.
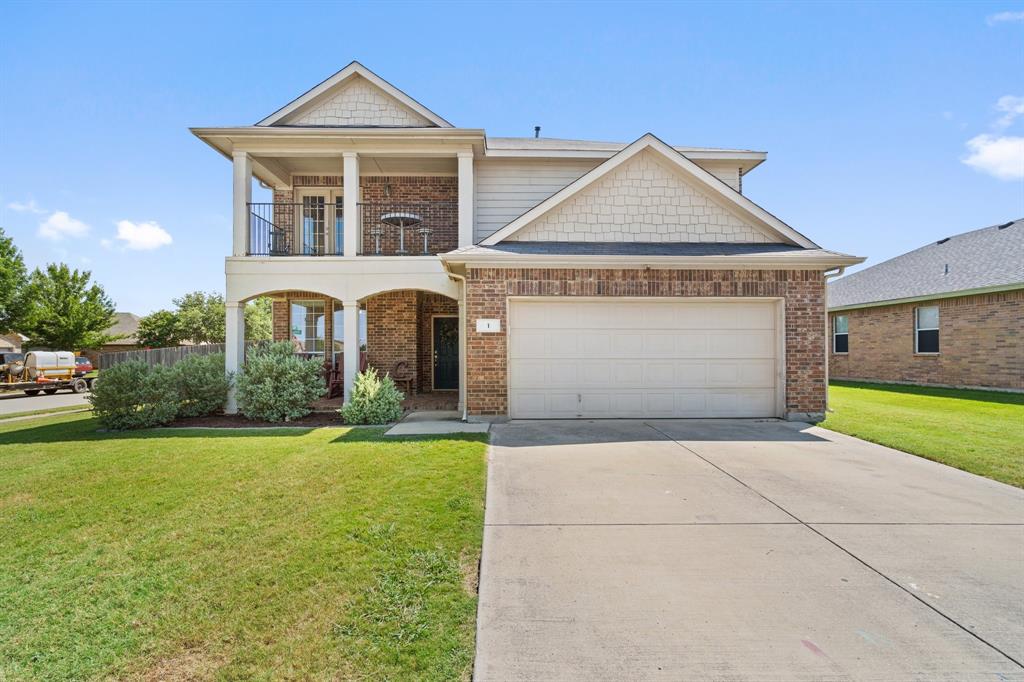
[244,297,273,341]
[0,227,28,333]
[174,291,225,344]
[21,263,118,351]
[136,309,183,348]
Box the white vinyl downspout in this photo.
[446,271,469,422]
[822,266,847,413]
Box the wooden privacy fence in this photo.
[99,344,227,370]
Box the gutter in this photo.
[444,269,470,423]
[822,266,847,414]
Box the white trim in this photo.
[832,314,849,354]
[914,305,940,355]
[480,133,819,249]
[430,314,459,392]
[828,283,1024,312]
[441,252,864,271]
[256,61,453,128]
[503,296,787,419]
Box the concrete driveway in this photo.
[475,419,1024,681]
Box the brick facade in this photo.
[829,289,1024,391]
[464,268,828,418]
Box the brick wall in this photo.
[464,268,827,418]
[829,289,1024,390]
[360,176,458,255]
[365,290,420,391]
[416,291,459,392]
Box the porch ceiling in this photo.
[252,154,457,181]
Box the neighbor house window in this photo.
[290,300,325,354]
[915,306,939,354]
[833,315,849,353]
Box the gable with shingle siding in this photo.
[280,75,433,127]
[505,150,774,243]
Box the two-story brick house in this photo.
[193,62,862,421]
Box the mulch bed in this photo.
[171,412,346,428]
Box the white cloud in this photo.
[38,211,90,240]
[962,134,1024,180]
[986,10,1024,25]
[8,199,46,214]
[994,95,1024,129]
[115,220,173,251]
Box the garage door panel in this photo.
[508,300,780,419]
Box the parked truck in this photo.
[0,351,89,396]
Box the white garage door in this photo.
[508,299,781,419]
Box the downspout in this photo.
[446,269,469,423]
[822,266,846,414]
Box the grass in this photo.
[0,404,92,421]
[0,413,488,680]
[822,381,1024,488]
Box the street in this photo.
[0,390,91,416]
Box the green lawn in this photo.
[0,413,488,680]
[822,381,1024,488]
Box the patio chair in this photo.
[390,361,414,395]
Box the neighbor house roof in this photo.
[105,312,141,346]
[829,219,1024,310]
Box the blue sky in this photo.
[1,1,1022,315]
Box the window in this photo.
[290,300,325,354]
[331,302,367,364]
[833,315,849,353]
[915,306,939,354]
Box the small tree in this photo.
[339,367,404,425]
[174,291,225,344]
[137,309,182,348]
[20,263,118,350]
[0,227,28,334]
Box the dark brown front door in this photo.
[433,317,459,390]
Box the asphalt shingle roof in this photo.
[828,219,1024,309]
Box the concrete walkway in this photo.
[475,419,1024,681]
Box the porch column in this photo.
[232,151,252,257]
[457,291,467,415]
[225,301,245,413]
[343,152,360,257]
[457,151,474,247]
[342,300,360,402]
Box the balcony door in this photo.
[295,189,343,255]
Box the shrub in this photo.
[236,342,326,422]
[339,367,404,425]
[89,360,179,430]
[174,352,231,418]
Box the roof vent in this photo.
[534,125,541,139]
[944,264,949,275]
[997,221,1014,230]
[936,237,950,244]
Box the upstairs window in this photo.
[833,315,849,353]
[915,306,939,354]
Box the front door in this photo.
[432,316,459,390]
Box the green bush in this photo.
[339,366,404,425]
[88,360,179,430]
[174,352,231,418]
[236,342,326,422]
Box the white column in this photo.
[343,152,360,257]
[457,290,467,416]
[232,151,252,257]
[457,151,474,247]
[342,300,360,402]
[225,301,245,413]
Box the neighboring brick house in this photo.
[193,61,862,421]
[828,219,1023,391]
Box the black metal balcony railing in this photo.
[247,202,344,256]
[358,201,457,256]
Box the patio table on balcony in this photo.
[380,212,423,255]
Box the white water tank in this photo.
[25,351,75,379]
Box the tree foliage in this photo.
[136,309,183,348]
[245,297,273,342]
[0,227,28,333]
[20,263,118,351]
[174,291,225,344]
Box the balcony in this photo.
[246,201,457,257]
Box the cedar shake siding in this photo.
[829,289,1024,391]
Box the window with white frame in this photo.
[290,300,325,354]
[833,315,849,353]
[915,306,939,354]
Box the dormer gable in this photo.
[257,61,452,128]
